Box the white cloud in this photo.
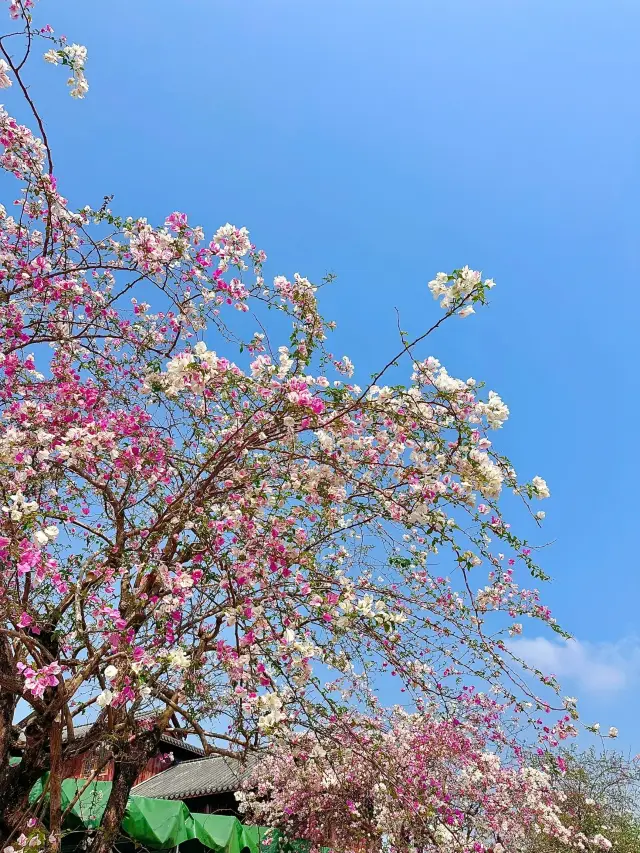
[511,636,640,694]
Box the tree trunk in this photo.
[0,638,51,844]
[49,715,62,852]
[86,728,162,853]
[0,739,49,845]
[0,640,17,768]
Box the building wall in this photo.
[62,751,171,786]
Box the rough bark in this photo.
[86,727,163,853]
[0,722,51,845]
[49,715,62,851]
[0,637,18,773]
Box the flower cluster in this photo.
[3,820,52,853]
[0,59,11,88]
[428,266,496,313]
[4,0,37,21]
[16,661,61,700]
[44,42,89,98]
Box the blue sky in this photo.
[10,0,640,747]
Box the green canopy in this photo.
[28,778,305,853]
[186,814,246,853]
[125,795,194,848]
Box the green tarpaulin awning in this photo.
[28,778,294,853]
[125,794,194,848]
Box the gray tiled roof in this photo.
[62,723,205,756]
[156,733,206,757]
[131,754,259,800]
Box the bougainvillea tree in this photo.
[0,3,598,853]
[241,695,613,853]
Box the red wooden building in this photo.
[62,722,207,786]
[61,722,254,816]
